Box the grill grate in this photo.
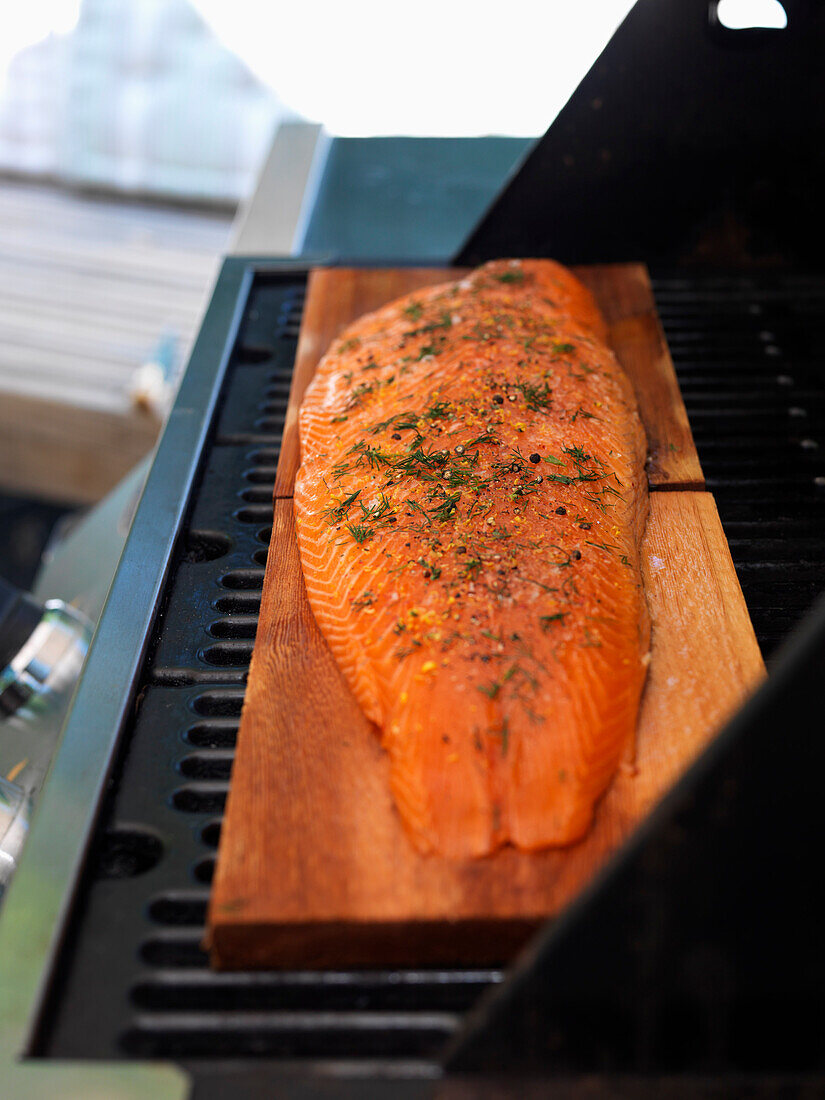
[36,270,825,1066]
[654,273,825,657]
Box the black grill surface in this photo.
[36,270,825,1067]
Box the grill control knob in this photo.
[0,597,91,719]
[0,577,92,894]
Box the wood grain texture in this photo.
[1,390,159,505]
[273,264,703,497]
[208,488,764,969]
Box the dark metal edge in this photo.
[0,257,263,1099]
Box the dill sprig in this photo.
[584,540,619,553]
[459,555,483,581]
[346,524,373,545]
[347,440,393,469]
[344,380,377,409]
[322,489,361,523]
[405,498,432,524]
[423,399,452,421]
[416,342,442,360]
[427,492,461,522]
[359,493,395,523]
[478,680,501,699]
[351,590,375,609]
[516,379,552,411]
[540,612,566,631]
[403,311,453,337]
[393,446,448,480]
[467,432,499,448]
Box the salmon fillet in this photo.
[294,259,650,858]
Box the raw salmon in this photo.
[294,259,650,857]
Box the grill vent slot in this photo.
[219,569,265,590]
[235,505,274,525]
[148,893,209,926]
[178,752,234,780]
[214,594,261,614]
[171,783,228,814]
[193,857,216,884]
[208,616,259,639]
[199,640,256,666]
[184,720,239,748]
[191,691,245,718]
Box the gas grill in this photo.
[1,1,824,1096]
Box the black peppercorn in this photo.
[391,432,401,440]
[555,506,567,516]
[529,453,541,464]
[579,522,591,530]
[492,394,504,405]
[573,550,582,560]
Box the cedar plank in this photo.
[208,491,764,969]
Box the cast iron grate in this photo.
[653,273,825,654]
[37,270,825,1063]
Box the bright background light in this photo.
[191,0,635,136]
[0,1,640,198]
[0,0,80,95]
[716,0,788,31]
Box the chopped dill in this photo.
[467,432,499,448]
[459,555,483,581]
[417,557,442,580]
[416,343,441,360]
[516,379,552,411]
[323,490,361,523]
[359,493,394,522]
[346,523,373,545]
[344,380,377,409]
[347,440,393,469]
[405,498,432,524]
[478,681,501,700]
[423,399,452,421]
[428,492,461,522]
[584,540,618,553]
[351,590,375,609]
[540,612,566,631]
[404,311,453,337]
